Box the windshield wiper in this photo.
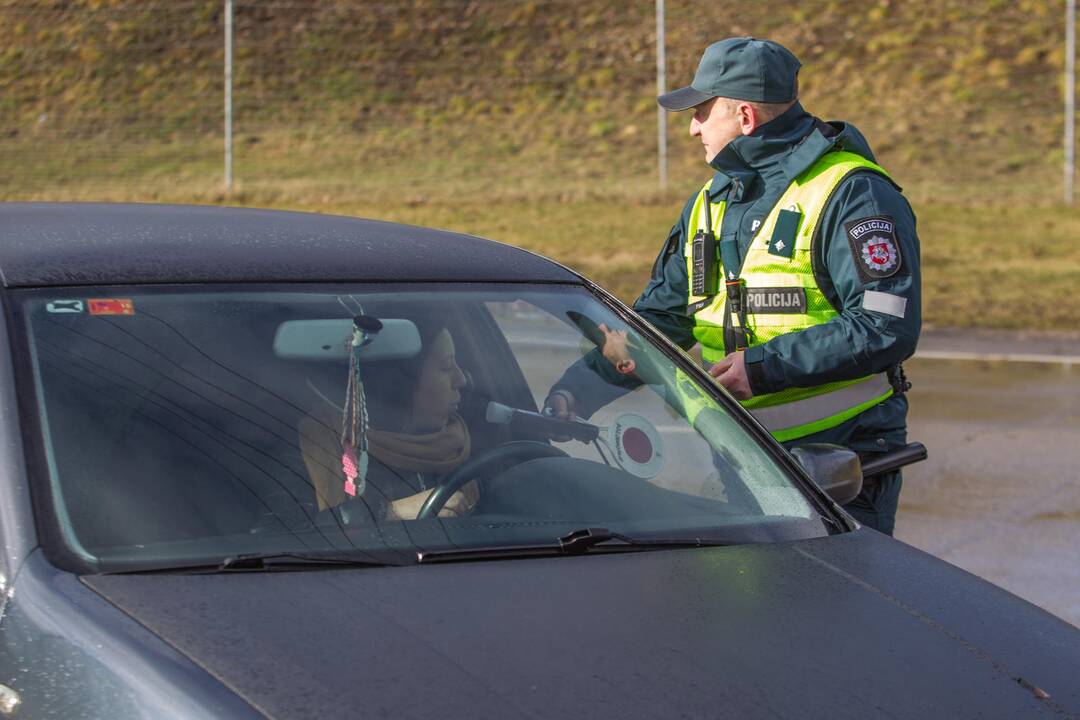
[416,527,723,564]
[218,552,394,571]
[818,512,850,534]
[105,551,397,575]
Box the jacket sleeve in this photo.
[549,195,699,417]
[629,193,698,350]
[743,172,922,393]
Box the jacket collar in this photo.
[704,102,839,201]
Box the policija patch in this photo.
[746,287,807,314]
[845,215,903,283]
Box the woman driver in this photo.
[299,318,477,521]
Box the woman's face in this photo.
[410,328,467,431]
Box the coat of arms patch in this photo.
[845,215,903,282]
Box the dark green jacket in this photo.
[557,102,921,454]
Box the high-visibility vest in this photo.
[684,150,895,442]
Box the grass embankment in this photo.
[320,198,1080,332]
[3,0,1078,329]
[7,128,1080,331]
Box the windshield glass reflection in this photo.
[19,284,827,571]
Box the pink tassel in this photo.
[342,446,359,496]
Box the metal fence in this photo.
[0,0,1073,205]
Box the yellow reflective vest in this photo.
[684,151,895,442]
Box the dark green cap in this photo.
[658,37,801,111]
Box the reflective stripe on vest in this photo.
[751,373,892,442]
[685,150,896,441]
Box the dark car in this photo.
[0,203,1076,719]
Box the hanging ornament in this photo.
[340,314,382,497]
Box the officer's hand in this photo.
[598,323,637,376]
[544,389,576,420]
[708,352,753,400]
[543,389,577,442]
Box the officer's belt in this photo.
[749,373,892,434]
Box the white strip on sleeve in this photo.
[862,290,907,318]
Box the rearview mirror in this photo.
[789,444,863,506]
[273,318,420,361]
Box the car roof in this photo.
[0,203,581,288]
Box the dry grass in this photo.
[4,128,1080,332]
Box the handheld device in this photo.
[691,193,718,297]
[486,402,665,479]
[691,228,718,297]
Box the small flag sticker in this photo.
[87,299,135,316]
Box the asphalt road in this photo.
[896,354,1080,628]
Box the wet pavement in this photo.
[897,351,1080,628]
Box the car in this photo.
[0,202,1077,720]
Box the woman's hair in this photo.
[360,313,450,432]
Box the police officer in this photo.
[546,37,920,535]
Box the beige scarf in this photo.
[367,412,471,474]
[298,411,472,512]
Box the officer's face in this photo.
[689,97,743,162]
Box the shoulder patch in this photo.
[845,215,902,282]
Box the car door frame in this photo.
[0,288,43,617]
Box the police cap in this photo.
[658,37,801,111]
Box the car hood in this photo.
[83,530,1080,720]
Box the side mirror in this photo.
[790,444,863,506]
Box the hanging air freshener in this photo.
[340,314,382,497]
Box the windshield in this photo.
[17,284,829,571]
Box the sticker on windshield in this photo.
[46,300,85,314]
[87,298,135,316]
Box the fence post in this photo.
[1066,0,1075,205]
[656,0,667,190]
[224,0,234,193]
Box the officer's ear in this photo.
[736,102,760,136]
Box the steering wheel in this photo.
[416,441,569,519]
